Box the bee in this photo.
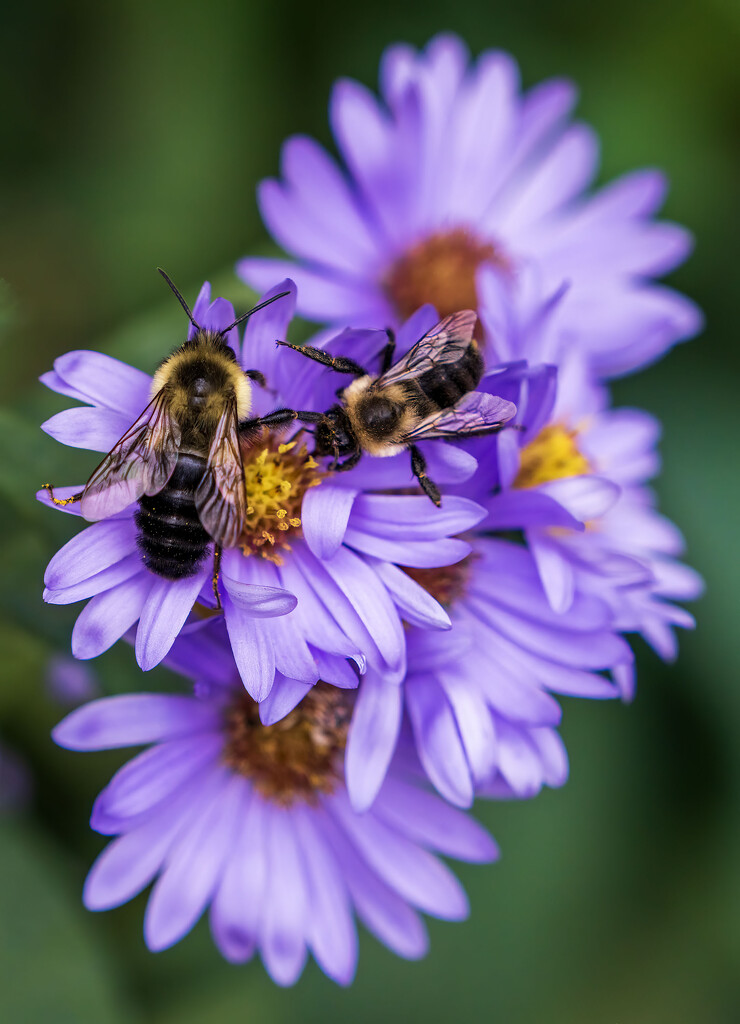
[242,310,516,505]
[44,270,288,588]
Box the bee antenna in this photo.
[157,268,203,331]
[218,291,291,337]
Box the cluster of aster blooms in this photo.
[42,36,701,986]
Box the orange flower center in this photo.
[222,684,353,806]
[404,556,474,608]
[384,227,508,321]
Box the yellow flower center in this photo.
[384,227,509,322]
[239,432,324,564]
[514,425,591,489]
[222,684,353,805]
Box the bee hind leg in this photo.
[41,483,84,507]
[212,544,223,611]
[409,445,442,507]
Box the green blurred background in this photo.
[1,0,738,1020]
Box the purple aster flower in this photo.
[0,741,32,813]
[53,672,498,986]
[474,274,703,695]
[46,654,99,707]
[39,280,487,694]
[238,33,702,379]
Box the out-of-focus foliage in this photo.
[0,1,737,1021]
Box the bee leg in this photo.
[335,449,362,473]
[379,329,396,373]
[241,409,324,433]
[244,369,267,387]
[275,341,368,377]
[41,483,84,507]
[409,445,442,507]
[212,544,223,610]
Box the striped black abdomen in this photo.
[417,342,484,409]
[135,452,210,579]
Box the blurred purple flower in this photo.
[54,680,497,986]
[0,741,32,813]
[46,654,100,707]
[239,33,702,379]
[39,283,487,693]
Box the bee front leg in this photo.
[409,445,442,507]
[379,329,396,373]
[335,449,362,473]
[275,341,368,377]
[244,369,267,387]
[41,483,84,507]
[212,544,223,611]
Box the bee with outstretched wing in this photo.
[44,272,289,596]
[241,309,516,506]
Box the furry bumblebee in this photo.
[44,271,287,581]
[244,311,517,505]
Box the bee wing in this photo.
[194,400,248,549]
[402,391,517,443]
[80,391,181,521]
[377,310,478,388]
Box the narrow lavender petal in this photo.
[259,808,309,987]
[484,489,584,532]
[405,674,473,808]
[209,792,267,963]
[241,279,296,381]
[40,369,93,404]
[44,553,142,605]
[374,776,499,863]
[540,475,621,521]
[529,728,569,787]
[437,671,498,784]
[529,535,576,612]
[223,596,276,702]
[293,808,358,985]
[52,350,151,417]
[301,484,357,560]
[41,407,135,453]
[83,791,196,911]
[135,571,208,671]
[72,574,152,659]
[45,519,138,590]
[319,806,429,960]
[345,671,403,813]
[263,613,318,685]
[220,568,298,617]
[92,734,223,825]
[330,792,469,920]
[320,547,404,672]
[259,675,313,726]
[53,694,220,751]
[367,559,451,631]
[494,718,546,797]
[36,485,95,518]
[344,527,472,569]
[144,770,242,952]
[350,494,486,539]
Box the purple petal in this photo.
[293,808,358,985]
[330,792,469,920]
[345,671,403,813]
[44,553,142,605]
[45,519,138,590]
[374,777,499,863]
[72,574,152,659]
[53,694,219,751]
[41,407,135,453]
[529,536,575,612]
[259,675,313,726]
[144,771,243,952]
[405,673,473,808]
[259,808,309,986]
[222,593,277,701]
[135,571,208,671]
[367,559,451,631]
[321,808,429,959]
[540,475,620,521]
[301,484,357,560]
[52,350,151,417]
[220,572,298,617]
